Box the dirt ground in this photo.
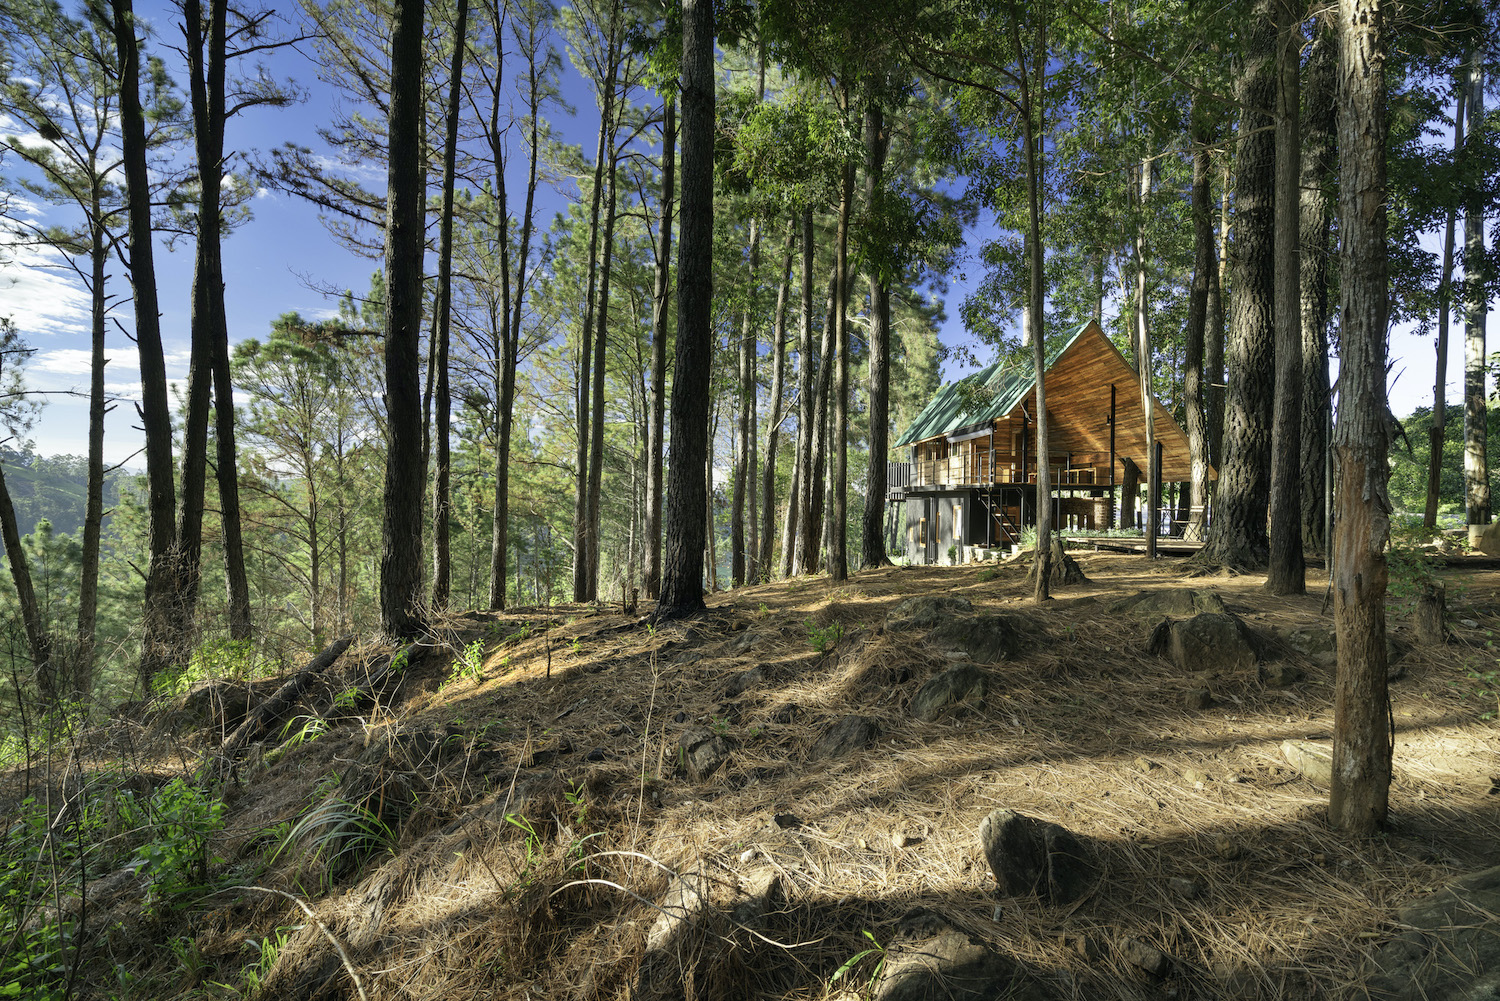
[24,551,1500,1000]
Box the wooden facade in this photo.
[887,320,1212,564]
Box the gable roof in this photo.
[893,319,1210,481]
[894,322,1090,448]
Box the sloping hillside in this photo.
[7,553,1498,1000]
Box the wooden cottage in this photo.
[887,320,1210,564]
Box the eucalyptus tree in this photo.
[1461,41,1490,528]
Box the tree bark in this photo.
[1202,0,1276,570]
[644,95,675,601]
[799,268,838,576]
[587,153,620,600]
[1329,0,1391,835]
[77,204,108,695]
[111,0,180,690]
[574,9,621,602]
[1134,157,1156,557]
[1301,24,1336,552]
[1265,0,1305,594]
[1184,102,1212,543]
[0,458,52,704]
[1424,83,1464,529]
[379,0,428,638]
[830,155,854,582]
[431,0,469,613]
[861,101,893,570]
[732,218,761,587]
[656,0,714,619]
[1462,46,1489,527]
[760,218,796,576]
[1206,164,1228,473]
[786,208,816,578]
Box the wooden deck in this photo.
[1063,535,1206,556]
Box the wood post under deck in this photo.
[1108,384,1117,530]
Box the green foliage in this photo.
[117,778,226,912]
[805,618,844,654]
[277,795,395,887]
[151,639,269,699]
[448,641,487,686]
[830,929,886,991]
[1388,404,1500,521]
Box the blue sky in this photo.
[0,0,1489,469]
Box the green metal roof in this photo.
[893,322,1091,448]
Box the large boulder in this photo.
[875,927,1047,1001]
[1366,866,1500,1000]
[886,596,975,632]
[1110,588,1228,617]
[1164,612,1259,674]
[911,665,989,722]
[928,614,1034,663]
[977,808,1093,904]
[808,715,880,760]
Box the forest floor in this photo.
[8,550,1500,1001]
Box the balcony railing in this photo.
[893,452,1111,490]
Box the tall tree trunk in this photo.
[1462,46,1489,528]
[785,208,815,578]
[1266,0,1305,594]
[1206,164,1228,472]
[431,0,469,612]
[732,218,761,587]
[1184,103,1213,542]
[1301,23,1336,551]
[830,152,854,582]
[760,218,796,576]
[1019,5,1052,601]
[1134,157,1157,556]
[77,208,107,695]
[1424,82,1464,528]
[111,0,179,690]
[587,154,621,601]
[0,459,51,704]
[1329,0,1391,834]
[487,0,521,611]
[379,0,428,638]
[574,12,621,602]
[1202,0,1276,570]
[798,268,838,576]
[860,102,893,570]
[656,0,714,619]
[644,95,675,601]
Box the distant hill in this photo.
[0,447,130,540]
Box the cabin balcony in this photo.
[889,453,1113,494]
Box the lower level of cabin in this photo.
[893,485,1115,566]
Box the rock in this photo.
[1169,877,1202,900]
[1183,687,1213,710]
[724,666,765,698]
[1119,937,1171,977]
[1282,626,1336,657]
[730,631,760,655]
[677,727,736,780]
[1166,612,1259,674]
[1366,865,1500,1000]
[770,812,803,830]
[1109,588,1228,617]
[977,809,1093,904]
[809,715,880,760]
[875,928,1044,1001]
[584,747,606,762]
[1280,739,1333,787]
[1181,768,1211,786]
[1261,663,1306,687]
[1475,522,1500,556]
[911,665,989,722]
[928,614,1034,663]
[885,595,975,632]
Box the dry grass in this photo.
[17,554,1500,1000]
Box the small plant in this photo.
[117,778,227,913]
[231,925,297,996]
[830,929,886,992]
[805,618,845,654]
[448,641,486,686]
[947,543,959,564]
[276,796,395,886]
[331,687,362,712]
[279,714,329,748]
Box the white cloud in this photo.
[0,244,92,340]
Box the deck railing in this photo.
[903,453,1110,489]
